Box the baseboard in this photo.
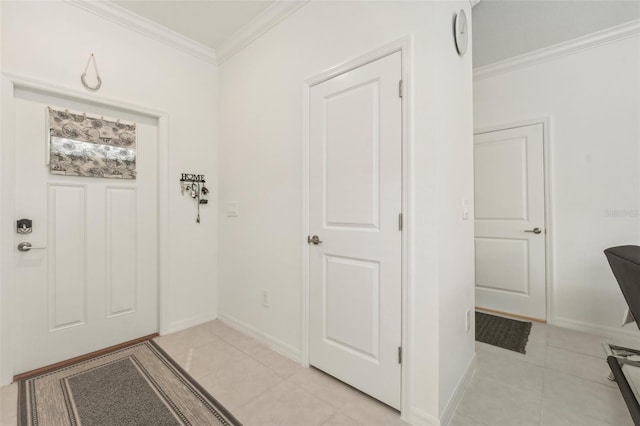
[402,407,440,426]
[217,313,301,363]
[403,353,477,426]
[405,407,440,426]
[552,316,640,342]
[439,353,477,426]
[164,311,218,335]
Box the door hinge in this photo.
[398,213,403,231]
[398,346,402,364]
[398,80,403,98]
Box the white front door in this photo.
[13,90,158,374]
[308,52,402,409]
[474,124,546,320]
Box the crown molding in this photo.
[66,0,217,64]
[474,19,640,80]
[216,0,310,65]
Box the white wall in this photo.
[474,33,640,336]
[218,1,475,422]
[1,0,218,380]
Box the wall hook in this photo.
[81,54,103,92]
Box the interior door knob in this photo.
[307,235,323,245]
[524,228,542,234]
[17,242,46,252]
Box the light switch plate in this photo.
[462,199,470,220]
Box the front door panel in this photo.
[13,91,158,374]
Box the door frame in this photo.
[301,36,413,418]
[473,117,554,323]
[0,72,170,384]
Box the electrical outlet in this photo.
[466,309,471,333]
[227,201,238,217]
[262,290,269,308]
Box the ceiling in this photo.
[472,0,640,68]
[113,0,276,50]
[115,0,640,66]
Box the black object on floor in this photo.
[475,311,532,354]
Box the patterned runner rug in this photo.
[475,311,532,354]
[18,341,241,426]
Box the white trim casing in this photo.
[301,36,414,422]
[301,80,311,369]
[66,0,217,64]
[0,72,170,385]
[474,117,554,323]
[400,36,414,424]
[474,19,640,80]
[157,114,171,337]
[216,1,310,65]
[0,76,17,386]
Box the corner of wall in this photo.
[438,353,477,426]
[218,313,301,362]
[405,407,441,426]
[164,311,219,335]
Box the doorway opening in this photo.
[473,119,553,322]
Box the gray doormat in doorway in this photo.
[475,311,532,354]
[18,341,241,426]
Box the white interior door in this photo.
[474,124,546,320]
[13,89,158,374]
[309,51,402,409]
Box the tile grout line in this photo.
[176,325,293,420]
[540,340,632,426]
[538,343,548,426]
[230,351,339,424]
[241,344,301,406]
[544,341,625,389]
[546,341,608,359]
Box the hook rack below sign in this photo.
[180,173,209,223]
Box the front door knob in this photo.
[17,242,47,252]
[524,227,542,234]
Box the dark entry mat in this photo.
[475,311,532,354]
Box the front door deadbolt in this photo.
[17,219,32,235]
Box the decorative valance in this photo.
[48,107,137,179]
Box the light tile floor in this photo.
[0,318,636,425]
[451,318,636,426]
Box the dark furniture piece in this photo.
[605,245,640,426]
